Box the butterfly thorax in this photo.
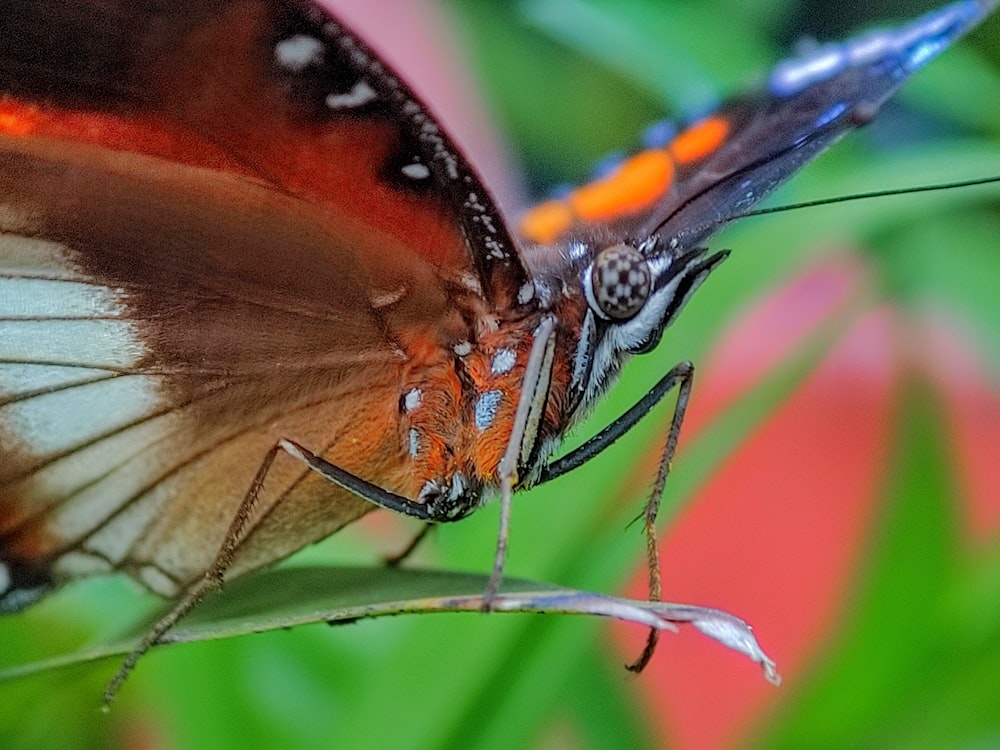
[395,227,727,521]
[396,294,576,519]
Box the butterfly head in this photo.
[524,234,729,419]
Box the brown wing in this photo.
[0,0,528,607]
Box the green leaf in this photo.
[0,567,776,689]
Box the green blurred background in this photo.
[2,1,999,748]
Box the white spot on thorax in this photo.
[448,473,467,502]
[274,35,324,71]
[457,272,483,295]
[475,390,503,431]
[326,81,377,110]
[491,348,516,376]
[517,282,535,305]
[532,279,553,307]
[571,310,596,392]
[403,388,422,412]
[401,163,431,180]
[568,241,589,262]
[419,479,442,503]
[453,341,472,357]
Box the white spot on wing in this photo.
[369,286,406,308]
[0,364,111,398]
[274,34,324,71]
[768,3,981,96]
[0,264,157,457]
[408,428,421,458]
[52,552,111,578]
[401,163,431,180]
[81,462,181,565]
[453,341,472,357]
[326,81,377,110]
[1,375,163,457]
[0,278,126,318]
[138,565,178,598]
[0,202,37,236]
[0,230,84,279]
[0,319,146,368]
[770,44,846,95]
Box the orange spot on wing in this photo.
[570,149,675,223]
[669,116,729,165]
[0,102,40,136]
[518,200,574,245]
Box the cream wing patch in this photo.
[0,229,160,461]
[0,220,174,543]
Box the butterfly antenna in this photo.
[739,174,1000,220]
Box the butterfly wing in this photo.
[0,0,528,606]
[519,0,995,250]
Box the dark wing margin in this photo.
[646,0,997,249]
[311,4,531,308]
[0,0,531,310]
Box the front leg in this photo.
[539,361,694,485]
[104,437,475,706]
[538,361,696,672]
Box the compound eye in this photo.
[590,244,651,320]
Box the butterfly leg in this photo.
[104,437,448,706]
[383,524,435,567]
[538,360,695,672]
[108,315,559,702]
[484,315,559,609]
[103,441,290,706]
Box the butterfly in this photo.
[1,0,995,691]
